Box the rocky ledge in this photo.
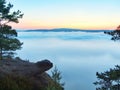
[0,59,54,90]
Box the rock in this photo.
[0,59,53,76]
[36,59,53,72]
[0,59,53,90]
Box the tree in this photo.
[51,66,65,89]
[104,25,120,41]
[0,0,23,60]
[94,65,120,90]
[47,66,64,90]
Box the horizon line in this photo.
[15,28,114,31]
[14,27,115,30]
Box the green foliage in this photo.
[104,25,120,41]
[0,0,23,60]
[0,75,33,90]
[94,65,120,90]
[104,30,120,41]
[46,66,64,90]
[0,0,23,24]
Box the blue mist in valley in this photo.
[17,29,120,90]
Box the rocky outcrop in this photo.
[0,59,53,76]
[0,59,53,90]
[36,60,53,73]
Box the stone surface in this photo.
[0,59,53,76]
[0,59,53,89]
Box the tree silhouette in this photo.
[104,25,120,41]
[47,66,64,90]
[51,66,65,89]
[0,0,23,60]
[94,65,120,90]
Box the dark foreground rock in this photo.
[0,59,54,90]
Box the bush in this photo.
[0,75,33,90]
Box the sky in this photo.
[7,0,120,30]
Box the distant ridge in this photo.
[17,28,113,33]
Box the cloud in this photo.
[17,31,120,90]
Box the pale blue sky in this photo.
[8,0,120,30]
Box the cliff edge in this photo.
[0,59,53,90]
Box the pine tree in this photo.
[104,25,120,41]
[51,66,65,88]
[47,66,64,90]
[94,65,120,90]
[0,0,23,60]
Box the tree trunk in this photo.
[118,84,119,90]
[0,48,3,60]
